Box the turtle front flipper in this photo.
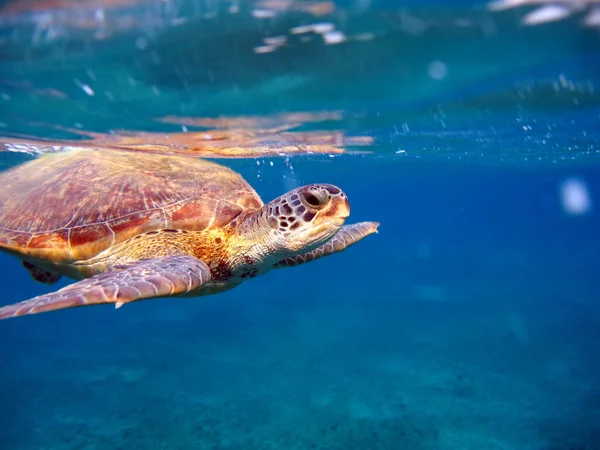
[274,221,379,268]
[0,255,211,320]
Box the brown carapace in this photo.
[0,147,379,320]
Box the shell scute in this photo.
[108,210,162,235]
[243,197,262,211]
[212,203,244,229]
[169,202,211,230]
[3,230,33,249]
[68,224,112,248]
[28,229,69,249]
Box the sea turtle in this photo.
[0,148,378,320]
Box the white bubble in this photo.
[254,45,277,54]
[487,0,526,12]
[252,9,276,19]
[94,8,105,22]
[290,25,314,35]
[323,31,346,45]
[523,5,572,26]
[585,7,600,26]
[312,23,335,34]
[560,177,592,215]
[263,36,286,46]
[428,61,448,80]
[74,80,94,96]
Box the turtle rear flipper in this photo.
[22,261,62,284]
[0,255,211,320]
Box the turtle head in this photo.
[262,184,349,255]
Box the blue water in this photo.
[1,0,600,449]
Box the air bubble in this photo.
[560,177,592,216]
[428,61,448,80]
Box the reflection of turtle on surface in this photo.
[0,148,378,320]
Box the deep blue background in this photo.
[1,156,599,449]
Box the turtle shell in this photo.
[0,148,263,262]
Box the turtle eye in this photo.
[301,190,327,209]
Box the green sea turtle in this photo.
[0,148,378,320]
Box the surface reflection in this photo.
[0,111,373,158]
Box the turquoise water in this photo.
[1,1,600,449]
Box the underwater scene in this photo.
[0,0,600,448]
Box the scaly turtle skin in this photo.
[0,148,378,320]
